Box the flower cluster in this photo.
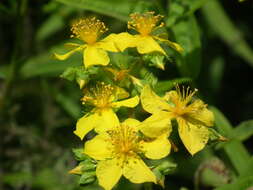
[55,12,223,190]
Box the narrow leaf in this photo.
[202,0,253,67]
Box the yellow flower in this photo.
[140,85,214,155]
[84,118,171,190]
[74,82,139,140]
[108,12,183,55]
[54,17,119,68]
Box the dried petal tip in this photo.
[128,12,164,36]
[71,17,108,44]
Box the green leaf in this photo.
[143,54,167,70]
[208,128,227,142]
[214,175,253,190]
[54,0,154,21]
[79,172,96,185]
[36,6,74,42]
[36,14,64,42]
[210,106,252,176]
[222,140,251,176]
[208,57,225,93]
[209,106,233,137]
[72,148,88,161]
[20,46,81,78]
[167,0,209,27]
[170,15,201,79]
[202,0,253,67]
[155,77,192,94]
[56,93,81,119]
[232,120,253,141]
[140,67,158,87]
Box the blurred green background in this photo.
[0,0,253,190]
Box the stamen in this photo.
[81,82,114,109]
[71,17,108,44]
[108,125,140,158]
[128,12,164,36]
[168,84,199,117]
[175,84,198,105]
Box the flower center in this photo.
[81,82,114,109]
[128,12,164,36]
[169,86,198,117]
[71,17,108,45]
[108,125,140,157]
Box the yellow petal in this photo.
[74,110,119,139]
[114,86,129,100]
[141,134,171,159]
[84,133,112,160]
[123,157,156,184]
[74,113,99,140]
[141,85,171,114]
[177,118,210,155]
[197,107,214,126]
[135,35,166,55]
[154,36,184,53]
[188,100,214,127]
[122,118,141,132]
[83,45,109,68]
[96,34,125,52]
[96,159,123,190]
[101,32,136,52]
[53,45,83,60]
[94,109,120,134]
[112,96,139,108]
[140,111,172,138]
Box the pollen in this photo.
[71,17,108,45]
[81,82,114,109]
[108,125,140,158]
[127,12,164,36]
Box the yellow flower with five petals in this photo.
[74,82,139,140]
[109,12,183,55]
[140,85,214,155]
[84,118,171,190]
[54,17,119,68]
